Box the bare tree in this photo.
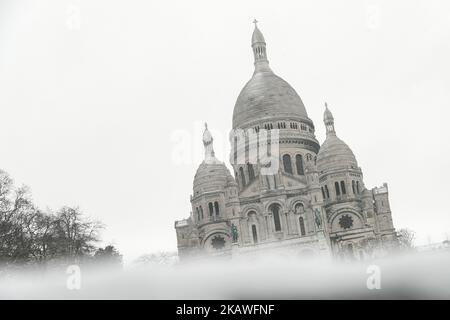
[53,206,103,263]
[0,170,38,265]
[1,169,105,268]
[94,245,123,267]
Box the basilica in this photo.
[174,22,397,261]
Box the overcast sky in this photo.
[1,0,449,262]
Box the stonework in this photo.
[174,23,397,261]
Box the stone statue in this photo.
[314,208,322,229]
[231,223,239,243]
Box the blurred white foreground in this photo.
[1,251,450,299]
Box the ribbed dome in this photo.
[232,71,309,129]
[194,123,236,194]
[317,104,358,173]
[193,160,234,193]
[317,135,358,173]
[233,22,309,129]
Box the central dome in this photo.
[232,71,309,129]
[232,24,309,129]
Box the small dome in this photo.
[316,135,358,173]
[193,123,234,194]
[193,160,234,194]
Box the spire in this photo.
[323,102,336,135]
[251,20,271,73]
[202,122,216,162]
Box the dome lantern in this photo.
[251,20,271,73]
[324,102,336,136]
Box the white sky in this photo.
[1,0,449,262]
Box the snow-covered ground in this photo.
[1,251,450,299]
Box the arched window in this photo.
[196,207,200,221]
[321,187,326,199]
[283,154,293,174]
[214,201,219,216]
[340,181,346,195]
[306,153,312,162]
[265,123,273,130]
[251,225,258,243]
[325,185,330,198]
[299,217,306,236]
[356,181,360,194]
[247,163,255,182]
[199,206,203,219]
[352,180,356,194]
[295,154,304,175]
[239,167,246,187]
[209,202,214,216]
[269,204,282,232]
[335,181,341,196]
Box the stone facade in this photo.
[175,23,397,261]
